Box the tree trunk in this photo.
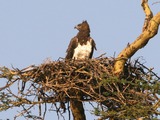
[70,99,86,120]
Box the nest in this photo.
[0,57,159,119]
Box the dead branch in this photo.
[114,0,160,75]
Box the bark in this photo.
[70,99,86,120]
[114,0,160,75]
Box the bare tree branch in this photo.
[114,0,160,75]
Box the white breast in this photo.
[73,40,92,60]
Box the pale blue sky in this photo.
[0,0,159,119]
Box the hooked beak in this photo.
[74,25,80,30]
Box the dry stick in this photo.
[137,61,160,80]
[114,0,160,75]
[152,99,160,110]
[14,104,35,120]
[0,79,17,91]
[152,1,160,5]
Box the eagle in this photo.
[65,21,96,60]
[65,21,96,120]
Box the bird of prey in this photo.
[65,21,96,120]
[65,20,96,60]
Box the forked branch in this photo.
[114,0,160,75]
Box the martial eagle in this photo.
[65,21,96,60]
[65,20,97,120]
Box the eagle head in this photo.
[74,20,90,32]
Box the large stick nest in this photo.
[0,56,160,119]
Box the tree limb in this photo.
[114,0,160,75]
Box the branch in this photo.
[114,0,160,75]
[141,0,153,31]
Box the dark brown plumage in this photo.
[65,21,96,60]
[65,21,96,120]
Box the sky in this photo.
[0,0,160,120]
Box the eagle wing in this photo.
[65,37,78,59]
[89,37,97,58]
